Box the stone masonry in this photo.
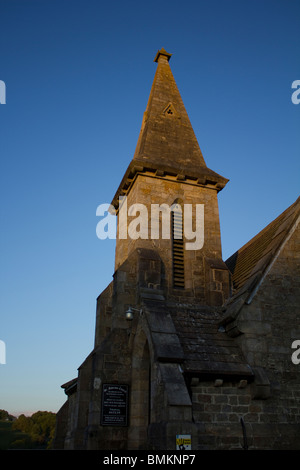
[53,49,300,450]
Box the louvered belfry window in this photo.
[172,203,184,288]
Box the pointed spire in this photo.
[133,47,207,172]
[111,49,228,210]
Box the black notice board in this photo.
[101,384,129,426]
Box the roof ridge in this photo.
[226,196,300,265]
[226,196,300,293]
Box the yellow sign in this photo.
[176,434,191,450]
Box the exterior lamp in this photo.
[125,307,142,321]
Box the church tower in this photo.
[55,49,254,451]
[112,48,230,305]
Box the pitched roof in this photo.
[142,298,253,379]
[61,378,77,396]
[169,304,253,378]
[225,196,300,298]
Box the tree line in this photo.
[0,409,56,449]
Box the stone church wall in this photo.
[191,377,300,449]
[216,222,300,449]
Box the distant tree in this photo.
[0,409,15,421]
[12,411,56,449]
[12,414,31,433]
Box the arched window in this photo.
[171,201,184,288]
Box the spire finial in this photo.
[154,47,172,63]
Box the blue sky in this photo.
[0,0,299,416]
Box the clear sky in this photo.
[0,0,299,416]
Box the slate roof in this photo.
[225,196,300,296]
[142,298,253,380]
[169,304,253,379]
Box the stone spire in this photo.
[111,48,228,210]
[133,47,207,173]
